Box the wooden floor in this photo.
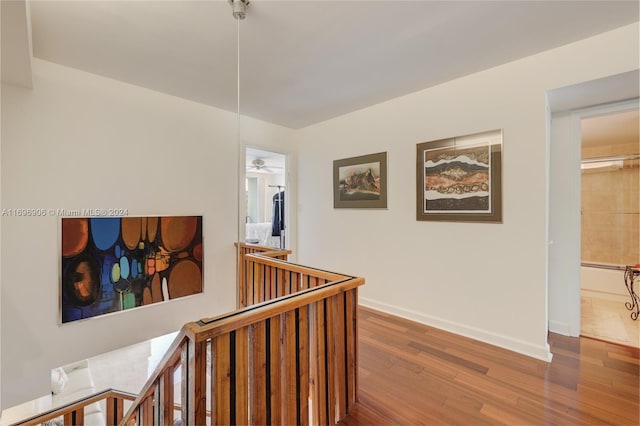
[341,306,640,425]
[581,295,640,348]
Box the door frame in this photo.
[547,97,638,336]
[241,144,295,255]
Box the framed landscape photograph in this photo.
[416,130,502,222]
[334,152,387,208]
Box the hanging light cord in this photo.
[236,15,242,248]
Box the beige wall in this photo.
[297,22,639,361]
[0,58,294,408]
[581,142,639,266]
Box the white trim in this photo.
[568,99,638,334]
[548,320,571,336]
[547,93,639,343]
[360,297,553,362]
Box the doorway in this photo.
[547,75,638,341]
[244,147,288,249]
[579,109,639,347]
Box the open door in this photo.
[244,147,288,249]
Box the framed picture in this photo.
[416,129,502,222]
[60,215,203,323]
[334,152,388,208]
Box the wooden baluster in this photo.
[313,300,328,425]
[308,276,318,289]
[236,244,243,309]
[180,343,188,425]
[270,264,277,300]
[142,395,154,425]
[269,315,283,424]
[281,310,298,425]
[291,271,300,293]
[277,267,286,298]
[326,296,337,424]
[213,334,231,425]
[187,339,208,426]
[162,368,174,425]
[264,265,272,301]
[346,288,358,408]
[250,320,268,425]
[235,327,249,425]
[106,395,124,425]
[246,258,255,306]
[334,293,348,420]
[298,306,310,426]
[256,262,265,303]
[64,408,84,426]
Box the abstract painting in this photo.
[61,215,203,323]
[416,130,502,222]
[334,152,387,208]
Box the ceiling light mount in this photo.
[229,0,249,20]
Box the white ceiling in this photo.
[9,1,640,128]
[246,147,286,173]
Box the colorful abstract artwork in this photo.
[416,130,502,222]
[333,152,387,208]
[61,216,203,323]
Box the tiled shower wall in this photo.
[581,142,639,266]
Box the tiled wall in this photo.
[581,142,639,266]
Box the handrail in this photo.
[121,243,364,425]
[246,253,347,282]
[193,277,363,342]
[9,389,136,426]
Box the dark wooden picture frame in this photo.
[416,130,502,223]
[334,152,388,209]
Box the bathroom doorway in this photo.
[579,109,639,347]
[244,147,288,249]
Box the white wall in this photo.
[0,59,293,408]
[548,111,582,336]
[296,23,639,361]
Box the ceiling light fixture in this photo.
[229,0,249,20]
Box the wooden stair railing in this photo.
[235,242,292,308]
[8,389,136,426]
[120,244,364,425]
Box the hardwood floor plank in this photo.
[341,306,640,425]
[408,340,489,374]
[608,350,640,365]
[479,401,544,426]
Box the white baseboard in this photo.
[359,297,553,362]
[549,319,571,336]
